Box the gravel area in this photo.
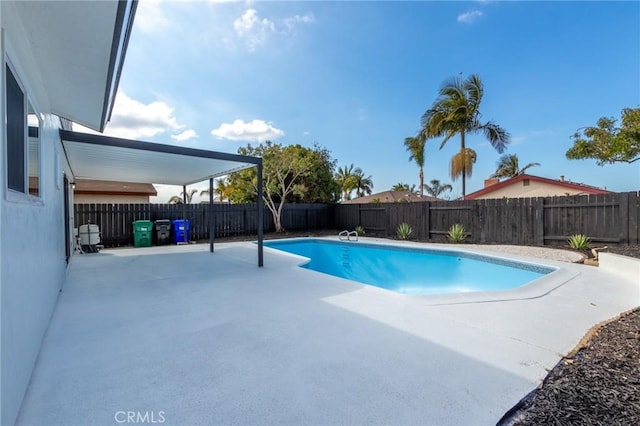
[443,244,585,263]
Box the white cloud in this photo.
[457,10,484,24]
[171,129,198,142]
[211,119,284,142]
[81,92,195,141]
[233,8,314,52]
[135,0,171,34]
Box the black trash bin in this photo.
[154,220,172,245]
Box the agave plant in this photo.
[568,234,591,250]
[396,222,413,240]
[447,223,467,243]
[355,225,365,236]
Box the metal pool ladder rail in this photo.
[338,230,359,241]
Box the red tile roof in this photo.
[465,174,610,200]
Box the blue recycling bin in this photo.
[172,219,190,244]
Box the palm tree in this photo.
[352,168,373,197]
[450,147,477,181]
[421,74,510,198]
[391,182,416,192]
[491,154,540,179]
[403,133,426,196]
[200,177,234,203]
[335,164,357,201]
[168,188,198,204]
[423,179,453,198]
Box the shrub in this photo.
[447,223,467,243]
[396,222,413,240]
[355,225,365,236]
[568,234,591,250]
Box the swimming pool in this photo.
[264,239,556,295]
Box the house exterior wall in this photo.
[474,180,594,199]
[1,4,74,424]
[74,194,150,204]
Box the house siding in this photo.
[472,180,600,199]
[74,194,151,204]
[1,5,74,425]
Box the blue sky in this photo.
[92,0,639,201]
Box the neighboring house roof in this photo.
[465,174,610,200]
[342,191,441,204]
[74,179,157,196]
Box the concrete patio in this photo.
[16,240,639,425]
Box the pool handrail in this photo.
[339,230,359,241]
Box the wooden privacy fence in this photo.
[75,192,639,247]
[74,203,333,247]
[334,191,639,245]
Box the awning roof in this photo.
[60,130,261,186]
[12,1,137,132]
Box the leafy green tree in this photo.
[490,154,540,179]
[352,168,374,197]
[168,188,198,204]
[403,133,426,196]
[391,182,416,192]
[566,107,640,165]
[423,179,453,198]
[294,147,340,203]
[421,74,510,198]
[227,142,337,232]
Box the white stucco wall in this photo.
[1,4,73,424]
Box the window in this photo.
[6,64,25,193]
[523,179,530,187]
[5,63,41,198]
[28,102,40,196]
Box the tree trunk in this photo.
[275,200,285,232]
[419,167,424,196]
[460,131,466,199]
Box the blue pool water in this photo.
[264,239,555,295]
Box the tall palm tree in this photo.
[423,179,453,198]
[403,133,426,196]
[168,188,198,204]
[352,168,374,198]
[335,164,357,201]
[450,147,477,181]
[491,154,540,179]
[421,74,510,198]
[200,177,234,203]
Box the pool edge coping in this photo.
[261,236,581,305]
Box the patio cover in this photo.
[59,130,264,266]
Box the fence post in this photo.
[424,202,430,241]
[618,192,629,244]
[535,198,544,246]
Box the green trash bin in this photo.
[132,220,153,247]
